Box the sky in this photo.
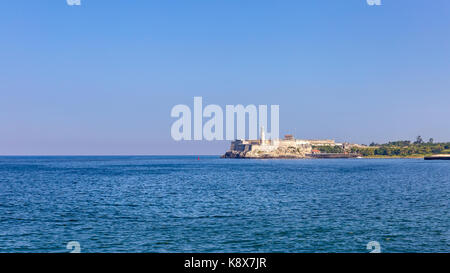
[0,0,449,155]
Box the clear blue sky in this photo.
[1,0,449,155]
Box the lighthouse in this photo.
[260,126,266,145]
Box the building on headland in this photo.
[307,139,339,146]
[222,127,361,159]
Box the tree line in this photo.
[352,136,450,157]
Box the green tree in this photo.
[415,135,424,144]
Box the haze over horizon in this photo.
[1,0,449,155]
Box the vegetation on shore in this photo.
[314,136,450,158]
[313,145,345,154]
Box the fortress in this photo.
[222,127,344,159]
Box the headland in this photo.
[221,130,450,159]
[221,128,362,159]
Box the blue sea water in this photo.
[0,156,448,253]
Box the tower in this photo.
[260,126,266,144]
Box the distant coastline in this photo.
[222,133,450,159]
[348,137,450,158]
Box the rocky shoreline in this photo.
[221,150,360,159]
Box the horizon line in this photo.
[0,154,222,157]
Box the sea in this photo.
[0,156,448,253]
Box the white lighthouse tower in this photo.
[260,126,266,145]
